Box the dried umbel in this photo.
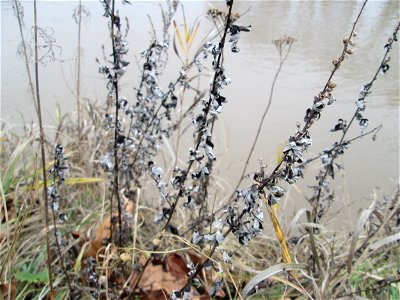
[272,35,297,57]
[207,8,240,24]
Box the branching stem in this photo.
[163,0,235,231]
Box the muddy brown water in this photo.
[1,1,399,229]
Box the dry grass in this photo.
[1,97,399,299]
[1,0,399,299]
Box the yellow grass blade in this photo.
[187,21,200,52]
[65,177,104,185]
[173,20,185,53]
[182,8,189,43]
[74,242,89,273]
[273,202,279,214]
[267,205,292,264]
[260,193,292,264]
[18,151,75,184]
[28,177,104,190]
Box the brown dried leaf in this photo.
[85,216,111,258]
[1,281,16,300]
[131,258,186,293]
[85,195,135,258]
[141,289,168,300]
[130,254,211,299]
[166,253,189,280]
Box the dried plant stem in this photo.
[235,40,295,192]
[131,256,151,292]
[13,0,38,115]
[50,210,72,292]
[300,0,368,135]
[330,188,399,294]
[34,0,54,296]
[131,188,141,265]
[312,21,400,223]
[0,177,10,278]
[132,3,235,295]
[178,226,234,295]
[173,86,188,168]
[76,0,82,138]
[178,207,247,296]
[340,22,400,145]
[299,124,382,167]
[129,75,182,168]
[163,0,234,231]
[122,43,154,157]
[259,0,369,191]
[110,0,123,244]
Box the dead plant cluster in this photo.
[1,0,399,299]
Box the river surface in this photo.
[1,1,399,228]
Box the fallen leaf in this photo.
[85,216,111,258]
[1,281,16,300]
[166,253,189,280]
[130,254,211,299]
[141,289,168,300]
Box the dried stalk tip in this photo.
[327,81,337,89]
[332,58,340,67]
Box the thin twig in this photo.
[311,21,400,223]
[34,0,54,296]
[255,0,369,193]
[235,37,296,193]
[13,0,38,115]
[50,209,72,292]
[76,0,82,139]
